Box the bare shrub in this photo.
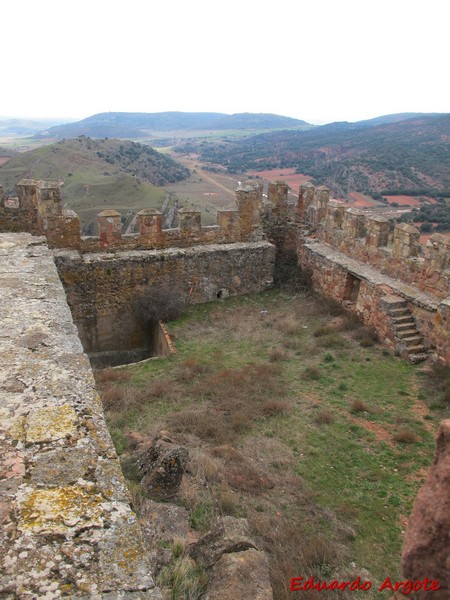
[340,312,363,331]
[316,333,349,349]
[313,325,334,337]
[168,409,235,444]
[393,428,420,444]
[148,380,174,398]
[216,484,239,516]
[352,325,379,348]
[226,461,274,494]
[425,362,450,405]
[178,358,208,382]
[314,408,334,425]
[260,399,293,417]
[95,368,131,383]
[101,385,143,411]
[350,399,368,413]
[312,295,344,317]
[268,347,288,362]
[302,366,321,381]
[189,449,221,483]
[133,285,185,323]
[276,315,303,336]
[248,513,344,600]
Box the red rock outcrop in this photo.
[400,419,450,598]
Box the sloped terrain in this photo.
[183,113,450,197]
[0,136,190,229]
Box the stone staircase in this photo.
[386,297,429,363]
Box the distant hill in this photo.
[37,112,310,139]
[0,117,69,136]
[0,136,190,230]
[183,113,450,197]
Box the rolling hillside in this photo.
[182,113,450,197]
[0,137,190,230]
[37,112,310,139]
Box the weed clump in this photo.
[315,408,334,425]
[393,428,420,444]
[349,399,368,413]
[302,366,321,380]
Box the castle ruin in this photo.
[0,177,449,597]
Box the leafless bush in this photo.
[134,285,185,323]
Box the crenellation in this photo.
[268,180,289,215]
[366,215,390,247]
[235,180,263,241]
[342,208,366,240]
[98,209,123,246]
[425,233,450,271]
[393,222,421,258]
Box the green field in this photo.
[95,289,448,600]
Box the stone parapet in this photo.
[0,232,162,598]
[299,240,449,364]
[296,184,449,301]
[1,180,271,252]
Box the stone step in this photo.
[403,336,423,347]
[408,352,429,364]
[389,306,409,316]
[397,328,420,339]
[406,344,427,354]
[392,315,415,325]
[385,298,408,310]
[395,323,417,333]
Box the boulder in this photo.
[189,516,257,568]
[138,438,188,500]
[206,548,273,600]
[401,419,450,598]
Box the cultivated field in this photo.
[95,289,449,599]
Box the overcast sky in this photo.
[3,0,448,124]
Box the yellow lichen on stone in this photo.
[18,484,103,533]
[25,403,78,442]
[6,415,26,441]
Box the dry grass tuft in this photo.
[393,428,420,444]
[314,408,334,425]
[95,368,131,383]
[301,366,321,381]
[350,399,368,413]
[268,347,288,362]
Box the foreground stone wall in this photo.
[0,233,161,598]
[55,242,275,364]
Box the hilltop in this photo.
[0,136,190,230]
[36,111,310,139]
[180,113,450,197]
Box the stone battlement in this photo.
[0,179,286,253]
[295,182,450,364]
[297,182,450,300]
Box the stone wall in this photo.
[0,232,162,598]
[296,184,450,364]
[55,242,275,366]
[299,240,449,363]
[297,183,450,300]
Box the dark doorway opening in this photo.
[343,273,361,303]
